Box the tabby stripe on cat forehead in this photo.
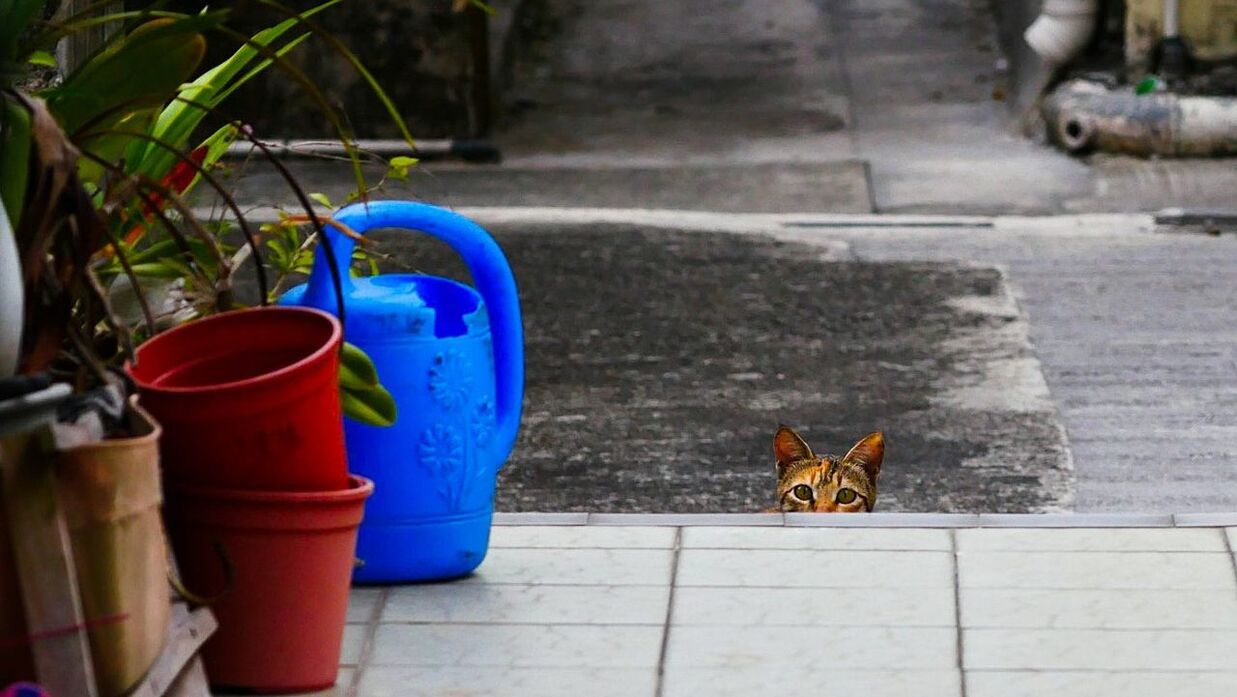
[771,427,884,513]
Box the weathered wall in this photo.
[1126,0,1237,71]
[178,1,524,140]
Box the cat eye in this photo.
[791,485,814,501]
[835,488,858,504]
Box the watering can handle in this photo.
[301,201,525,463]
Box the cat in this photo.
[769,426,884,512]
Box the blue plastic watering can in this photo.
[280,201,523,582]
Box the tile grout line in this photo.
[1224,530,1237,605]
[346,587,389,697]
[654,527,683,697]
[951,529,968,697]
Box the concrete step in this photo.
[223,159,875,214]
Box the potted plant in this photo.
[2,4,184,690]
[1,1,414,691]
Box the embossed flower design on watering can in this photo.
[471,395,496,446]
[428,350,474,412]
[418,351,502,509]
[418,423,468,507]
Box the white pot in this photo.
[0,201,22,377]
[107,274,195,331]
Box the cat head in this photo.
[773,426,884,512]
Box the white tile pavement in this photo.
[383,583,670,625]
[366,623,665,668]
[965,671,1237,697]
[663,669,963,697]
[665,625,958,670]
[961,589,1237,629]
[672,586,956,627]
[957,551,1237,590]
[676,549,955,587]
[490,525,677,549]
[465,547,675,586]
[964,628,1237,671]
[681,526,951,550]
[956,527,1228,552]
[357,667,658,697]
[215,522,1237,697]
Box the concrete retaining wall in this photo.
[197,0,525,140]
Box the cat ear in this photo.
[842,432,884,480]
[773,426,814,471]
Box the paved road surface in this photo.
[458,210,1237,514]
[366,224,1071,513]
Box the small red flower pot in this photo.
[164,475,373,694]
[128,307,348,491]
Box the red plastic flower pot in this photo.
[163,475,373,694]
[127,307,348,491]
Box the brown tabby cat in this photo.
[770,426,884,512]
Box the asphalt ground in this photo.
[363,224,1072,513]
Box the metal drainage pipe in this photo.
[1043,80,1237,157]
[223,138,501,164]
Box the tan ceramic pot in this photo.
[0,396,170,695]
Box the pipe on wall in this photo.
[1043,80,1237,157]
[1024,0,1100,65]
[1162,0,1181,38]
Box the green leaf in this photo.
[308,192,332,208]
[292,249,315,273]
[340,384,397,427]
[172,123,240,200]
[23,9,199,57]
[156,255,198,281]
[27,50,56,67]
[131,0,344,179]
[207,31,311,108]
[0,97,32,225]
[338,343,395,426]
[0,0,45,63]
[339,341,380,388]
[128,238,181,264]
[128,261,190,279]
[75,106,162,184]
[264,238,291,269]
[44,16,216,136]
[386,155,416,181]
